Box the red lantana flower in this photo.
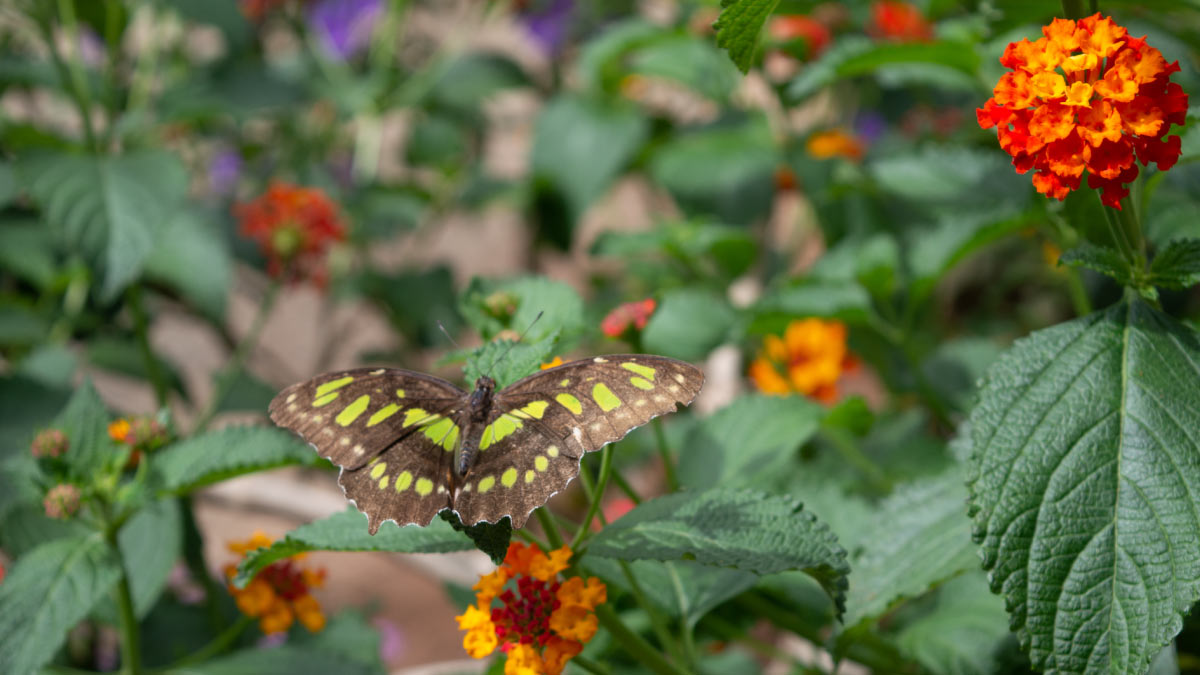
[869,1,933,43]
[977,14,1188,209]
[770,15,832,59]
[601,298,656,339]
[236,181,347,285]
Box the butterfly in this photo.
[269,354,704,533]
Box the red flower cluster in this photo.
[236,182,347,285]
[869,1,933,42]
[601,298,656,339]
[977,14,1188,208]
[770,15,832,59]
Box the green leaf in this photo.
[890,573,1011,675]
[235,507,473,586]
[358,265,461,348]
[0,503,90,557]
[88,336,189,401]
[531,96,648,220]
[583,557,756,628]
[586,488,849,617]
[166,646,379,675]
[0,301,50,345]
[0,535,123,675]
[19,151,188,299]
[843,470,978,628]
[591,221,757,280]
[428,53,529,121]
[439,510,512,565]
[162,0,251,48]
[577,19,664,92]
[0,162,16,207]
[712,0,782,73]
[679,394,822,490]
[641,288,736,361]
[120,498,183,618]
[1059,242,1135,286]
[1148,238,1200,289]
[629,35,741,100]
[463,331,558,390]
[749,280,872,333]
[0,218,58,289]
[49,380,114,477]
[143,210,232,321]
[967,300,1200,674]
[907,209,1030,303]
[787,37,982,101]
[871,146,1023,206]
[152,427,321,495]
[292,610,385,673]
[458,276,584,344]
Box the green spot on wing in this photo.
[592,382,621,411]
[622,362,657,380]
[336,395,371,426]
[316,376,354,397]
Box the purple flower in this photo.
[372,615,406,662]
[209,148,242,196]
[309,0,384,61]
[520,0,574,55]
[854,112,888,144]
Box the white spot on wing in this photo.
[593,357,608,363]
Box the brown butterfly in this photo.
[269,355,703,533]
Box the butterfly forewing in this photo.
[268,368,465,471]
[451,355,704,527]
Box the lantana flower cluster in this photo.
[977,14,1188,208]
[601,298,656,339]
[236,181,347,285]
[749,318,855,403]
[224,532,327,635]
[457,542,606,674]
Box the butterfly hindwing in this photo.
[338,411,461,533]
[268,367,465,471]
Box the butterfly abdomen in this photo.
[456,376,497,476]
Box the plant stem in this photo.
[616,559,683,665]
[572,655,614,675]
[192,280,281,432]
[1114,196,1147,266]
[534,507,565,550]
[819,427,891,493]
[41,0,100,151]
[1099,194,1138,266]
[609,468,643,505]
[127,285,169,409]
[1063,266,1093,317]
[572,446,613,548]
[105,528,142,675]
[1060,0,1088,19]
[594,603,689,675]
[167,615,252,668]
[651,419,679,492]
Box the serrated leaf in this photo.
[121,498,183,618]
[439,510,512,565]
[165,645,379,675]
[1148,238,1200,289]
[679,394,822,490]
[586,488,849,617]
[0,535,123,675]
[50,380,115,477]
[844,470,978,628]
[0,502,91,557]
[235,507,473,586]
[891,573,1010,675]
[1059,242,1135,286]
[463,331,559,390]
[713,0,782,73]
[583,557,756,628]
[143,210,232,321]
[531,96,648,220]
[152,427,321,495]
[967,300,1200,674]
[641,288,736,361]
[19,151,188,299]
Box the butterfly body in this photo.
[269,355,703,533]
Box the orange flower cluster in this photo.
[977,14,1188,209]
[749,318,854,403]
[224,532,327,635]
[806,129,865,161]
[236,181,347,285]
[457,542,606,674]
[869,1,933,42]
[601,298,656,339]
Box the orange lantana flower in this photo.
[749,318,854,403]
[456,542,606,674]
[236,181,347,285]
[224,532,327,635]
[977,14,1188,209]
[806,129,865,162]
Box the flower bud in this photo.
[44,484,81,519]
[31,429,69,459]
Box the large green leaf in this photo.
[19,151,188,299]
[629,35,740,100]
[583,557,756,628]
[0,375,70,459]
[641,288,736,361]
[967,300,1200,673]
[458,275,584,344]
[49,380,115,477]
[890,573,1011,675]
[787,37,982,101]
[749,279,873,334]
[162,646,378,675]
[843,470,978,628]
[143,210,232,321]
[152,427,322,495]
[120,498,183,618]
[531,96,648,220]
[234,507,473,586]
[679,394,822,490]
[0,218,58,290]
[463,331,558,390]
[713,0,782,73]
[586,488,849,617]
[0,535,123,675]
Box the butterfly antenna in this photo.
[485,311,544,378]
[437,320,463,350]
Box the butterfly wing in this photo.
[451,354,704,527]
[269,368,468,532]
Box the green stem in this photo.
[594,604,689,675]
[651,419,679,492]
[1060,0,1087,19]
[192,280,282,432]
[534,507,565,550]
[512,527,550,551]
[819,427,891,493]
[127,286,169,409]
[1100,194,1138,266]
[572,446,613,548]
[101,0,123,146]
[571,655,614,675]
[179,494,225,632]
[38,0,99,151]
[1114,196,1147,266]
[105,530,142,675]
[1063,266,1093,317]
[608,468,642,505]
[617,559,682,665]
[167,615,252,668]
